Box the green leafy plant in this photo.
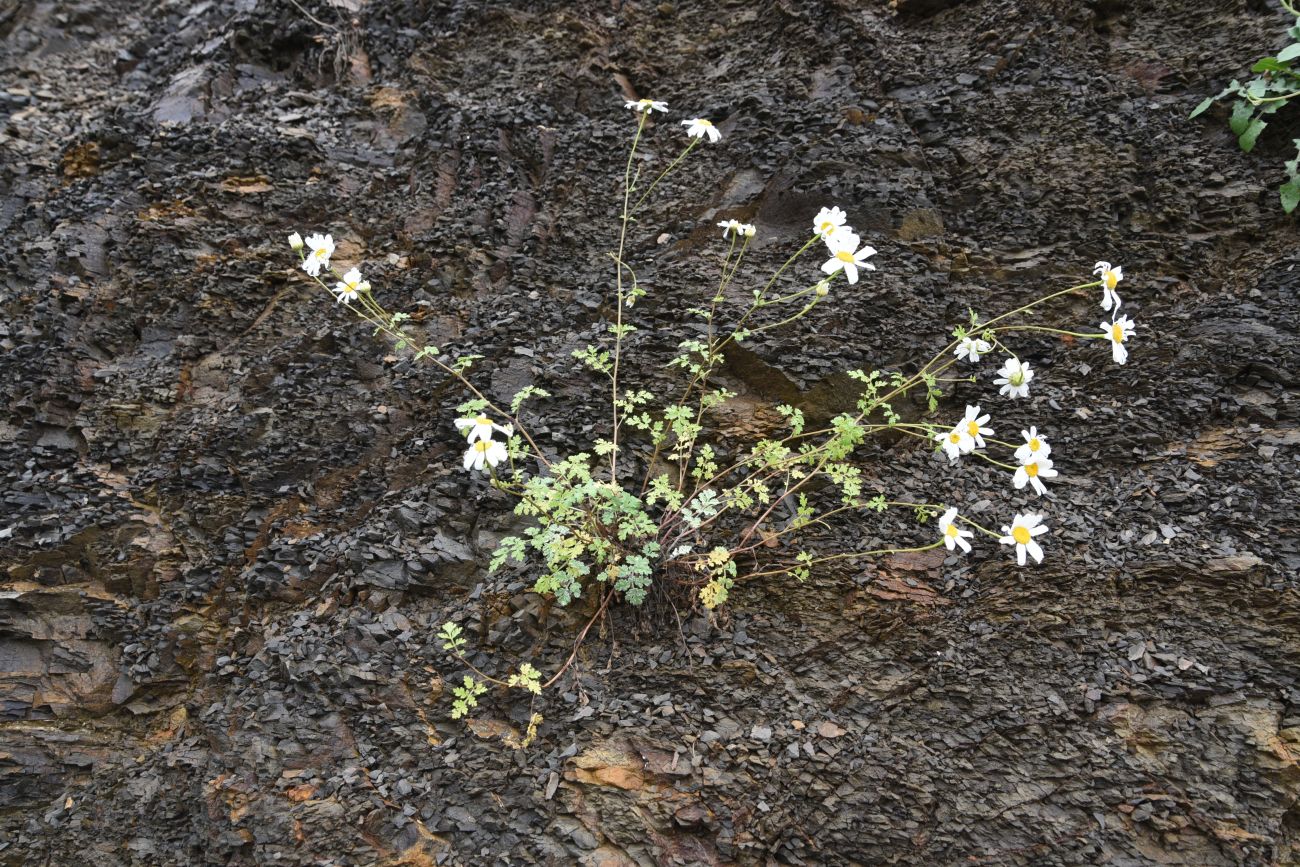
[285,100,1144,742]
[1190,1,1300,212]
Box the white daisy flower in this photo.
[938,507,974,553]
[998,512,1048,566]
[624,98,668,114]
[463,439,508,473]
[681,118,721,142]
[954,336,992,363]
[454,415,514,444]
[935,426,973,462]
[1013,455,1058,497]
[288,232,304,251]
[1014,427,1051,463]
[960,405,993,451]
[302,233,334,277]
[1093,261,1124,312]
[334,268,369,305]
[1102,315,1136,365]
[994,358,1034,399]
[717,219,755,238]
[819,230,877,285]
[812,206,847,240]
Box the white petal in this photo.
[1027,540,1044,563]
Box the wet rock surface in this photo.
[2,0,1298,864]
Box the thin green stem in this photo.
[610,112,650,485]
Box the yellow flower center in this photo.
[1111,323,1125,343]
[314,248,329,259]
[1012,526,1031,545]
[475,415,491,425]
[819,221,836,234]
[1104,271,1118,290]
[949,433,961,444]
[966,421,981,437]
[835,250,855,263]
[474,441,490,452]
[945,524,959,538]
[1009,371,1025,386]
[1029,437,1040,451]
[697,119,712,127]
[1025,462,1039,478]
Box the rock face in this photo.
[2,0,1299,864]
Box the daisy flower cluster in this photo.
[813,206,877,285]
[288,232,371,305]
[1094,261,1137,365]
[926,260,1145,565]
[455,414,513,473]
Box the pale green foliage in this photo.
[450,675,487,719]
[507,663,543,695]
[438,621,467,653]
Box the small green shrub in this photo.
[1191,0,1300,212]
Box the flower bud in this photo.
[814,280,830,297]
[288,232,304,251]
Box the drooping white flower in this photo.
[717,219,755,238]
[288,232,304,251]
[998,512,1047,566]
[1093,261,1124,312]
[812,206,847,240]
[1102,315,1136,365]
[813,279,831,297]
[1014,427,1051,463]
[681,118,721,142]
[463,438,508,472]
[625,98,668,114]
[954,336,992,363]
[960,405,993,450]
[819,230,877,285]
[302,233,334,277]
[334,267,369,305]
[454,415,514,444]
[994,358,1034,399]
[935,426,972,462]
[938,507,973,553]
[1013,455,1058,497]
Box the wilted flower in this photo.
[999,512,1047,565]
[681,118,721,142]
[935,426,972,462]
[938,507,974,553]
[1093,261,1123,312]
[812,206,847,240]
[1102,315,1136,365]
[813,279,831,297]
[455,415,514,444]
[994,358,1034,399]
[718,219,755,238]
[625,98,668,114]
[302,233,334,277]
[954,335,992,363]
[288,232,304,251]
[1014,427,1051,463]
[334,268,369,305]
[463,439,508,472]
[820,230,877,285]
[1013,455,1058,496]
[960,405,993,450]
